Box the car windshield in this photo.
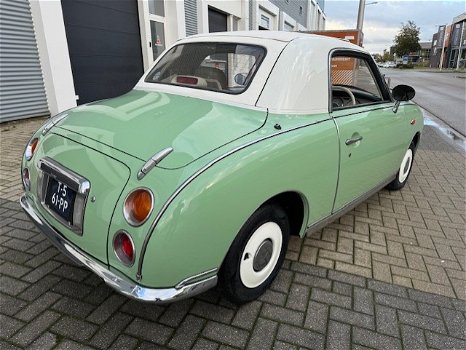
[144,42,266,94]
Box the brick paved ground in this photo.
[0,117,465,349]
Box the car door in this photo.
[330,50,410,211]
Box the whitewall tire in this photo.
[219,205,290,304]
[386,143,415,191]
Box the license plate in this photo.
[44,178,76,224]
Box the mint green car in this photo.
[20,32,423,304]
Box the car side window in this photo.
[330,54,389,110]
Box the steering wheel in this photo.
[333,86,356,106]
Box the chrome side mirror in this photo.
[392,84,415,113]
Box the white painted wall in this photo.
[29,0,76,116]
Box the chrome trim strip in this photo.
[39,157,90,194]
[306,173,396,234]
[137,147,173,180]
[176,267,218,288]
[137,118,331,279]
[20,195,217,303]
[38,157,91,235]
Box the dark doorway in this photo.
[61,0,144,104]
[208,7,227,33]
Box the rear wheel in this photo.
[219,205,290,304]
[386,143,415,191]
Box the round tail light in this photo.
[123,188,153,226]
[113,231,135,266]
[25,138,39,161]
[22,168,30,190]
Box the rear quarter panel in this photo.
[139,113,340,288]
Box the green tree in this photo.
[382,49,394,62]
[393,21,421,57]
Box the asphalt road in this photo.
[380,69,466,137]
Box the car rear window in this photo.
[144,42,266,94]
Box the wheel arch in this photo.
[261,191,309,237]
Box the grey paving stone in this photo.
[368,280,408,298]
[191,300,235,324]
[50,315,99,342]
[270,269,294,293]
[290,261,327,278]
[51,278,92,300]
[0,292,27,316]
[86,294,126,324]
[400,325,428,350]
[246,317,278,350]
[54,340,96,350]
[332,281,352,296]
[294,273,332,290]
[273,341,298,350]
[108,335,138,350]
[398,310,447,334]
[203,321,249,348]
[18,275,61,301]
[375,304,399,337]
[125,317,173,345]
[231,300,262,330]
[191,338,219,350]
[326,320,350,350]
[286,283,311,311]
[261,303,304,326]
[158,298,194,328]
[425,330,466,350]
[352,327,402,350]
[22,261,61,283]
[417,302,442,319]
[259,289,287,306]
[354,287,374,315]
[167,314,205,350]
[375,292,418,312]
[304,301,329,333]
[0,314,25,338]
[330,306,375,330]
[311,288,351,309]
[16,291,61,321]
[89,312,133,349]
[27,332,58,350]
[407,289,454,309]
[11,310,60,347]
[120,299,165,322]
[328,269,366,287]
[440,307,466,339]
[276,323,325,350]
[0,261,32,278]
[0,275,29,296]
[52,264,90,282]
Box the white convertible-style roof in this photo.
[135,31,367,114]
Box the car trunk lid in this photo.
[57,89,268,169]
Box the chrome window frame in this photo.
[37,157,91,235]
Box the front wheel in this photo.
[386,143,415,191]
[219,205,290,304]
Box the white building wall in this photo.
[23,0,326,120]
[29,0,76,116]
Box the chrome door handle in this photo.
[345,136,363,145]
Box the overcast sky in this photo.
[325,0,465,54]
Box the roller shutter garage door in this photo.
[0,0,49,122]
[61,0,144,105]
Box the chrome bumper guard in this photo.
[20,195,217,303]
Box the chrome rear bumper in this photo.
[20,195,217,303]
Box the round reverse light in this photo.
[123,188,153,226]
[25,138,39,161]
[22,168,30,190]
[113,231,135,266]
